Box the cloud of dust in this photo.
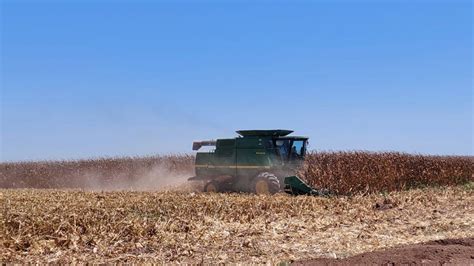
[77,163,199,192]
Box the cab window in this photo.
[290,140,305,158]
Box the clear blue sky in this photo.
[1,1,472,161]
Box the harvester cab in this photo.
[188,129,322,195]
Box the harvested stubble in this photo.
[1,186,473,263]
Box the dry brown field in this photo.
[1,151,473,263]
[1,185,473,263]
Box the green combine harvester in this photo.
[188,129,324,195]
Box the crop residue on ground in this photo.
[1,185,473,263]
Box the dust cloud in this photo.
[78,164,199,192]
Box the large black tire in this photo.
[203,180,220,193]
[253,172,280,194]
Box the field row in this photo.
[300,152,472,194]
[1,152,472,194]
[1,186,473,263]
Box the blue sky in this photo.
[1,1,472,161]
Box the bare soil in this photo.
[296,238,474,265]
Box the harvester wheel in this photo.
[253,172,280,194]
[203,181,220,193]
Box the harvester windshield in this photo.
[274,139,307,160]
[291,140,305,157]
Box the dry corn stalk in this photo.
[0,152,472,194]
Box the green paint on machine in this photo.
[189,129,323,195]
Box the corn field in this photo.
[300,152,473,194]
[0,155,194,190]
[0,152,472,194]
[1,152,473,263]
[1,186,473,263]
